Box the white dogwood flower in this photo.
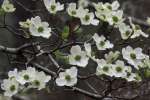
[80,12,99,26]
[30,71,51,90]
[96,59,114,77]
[93,33,113,50]
[29,16,52,39]
[1,78,19,97]
[1,0,16,13]
[122,46,146,69]
[129,18,149,38]
[112,60,127,78]
[107,10,124,26]
[19,19,31,28]
[118,23,132,40]
[68,45,89,67]
[67,3,78,17]
[16,67,36,85]
[44,0,64,14]
[104,51,120,63]
[56,67,78,86]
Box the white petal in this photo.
[56,78,66,86]
[91,19,99,26]
[93,33,100,43]
[66,67,77,77]
[70,45,82,55]
[66,78,77,86]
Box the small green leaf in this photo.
[62,26,69,39]
[0,8,5,15]
[55,50,69,64]
[144,69,150,78]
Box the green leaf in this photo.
[0,8,5,16]
[144,69,150,78]
[54,50,69,64]
[62,26,69,39]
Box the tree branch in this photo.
[0,42,39,54]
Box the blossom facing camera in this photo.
[1,78,19,97]
[122,46,147,69]
[16,67,36,85]
[68,45,89,67]
[29,16,52,39]
[56,67,78,86]
[67,3,78,17]
[30,71,51,90]
[44,0,64,14]
[112,60,127,78]
[96,59,114,77]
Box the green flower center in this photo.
[126,72,131,77]
[115,66,122,72]
[103,66,109,72]
[112,16,118,22]
[130,53,136,59]
[85,15,90,21]
[135,25,140,30]
[71,10,76,15]
[6,6,10,10]
[107,5,112,10]
[125,31,130,36]
[65,75,71,81]
[75,55,81,61]
[38,27,44,33]
[51,5,56,11]
[99,41,105,46]
[10,85,16,92]
[34,80,40,86]
[24,74,29,80]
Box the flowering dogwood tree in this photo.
[0,0,150,100]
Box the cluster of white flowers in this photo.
[95,45,150,81]
[67,2,99,25]
[93,1,148,39]
[1,67,51,97]
[19,16,52,39]
[96,58,141,82]
[65,41,149,82]
[93,1,122,26]
[17,0,149,40]
[0,0,15,13]
[1,0,150,97]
